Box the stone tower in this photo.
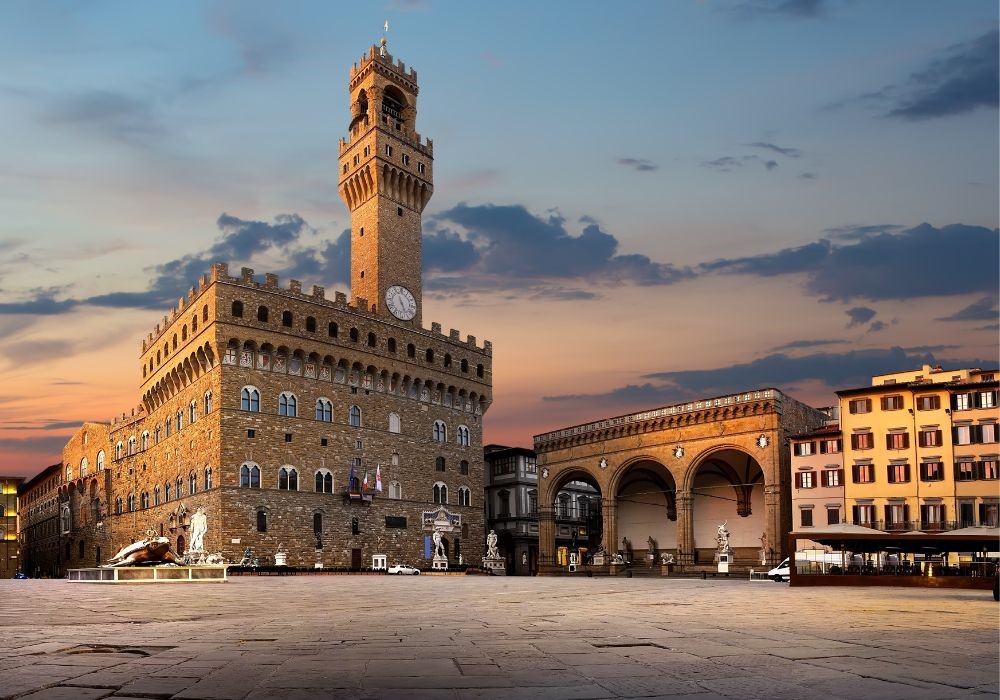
[339,38,433,327]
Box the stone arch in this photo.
[611,457,679,556]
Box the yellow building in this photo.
[838,364,998,532]
[1,477,24,577]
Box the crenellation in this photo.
[212,262,230,281]
[289,279,301,294]
[431,322,442,334]
[483,340,492,355]
[241,267,255,284]
[265,273,279,288]
[335,291,348,305]
[449,329,460,340]
[467,335,476,347]
[311,285,325,300]
[356,296,368,311]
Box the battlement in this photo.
[339,123,433,157]
[151,263,491,355]
[109,404,147,430]
[350,44,417,86]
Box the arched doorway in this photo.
[689,449,765,564]
[550,471,602,567]
[614,459,677,562]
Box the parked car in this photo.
[12,572,29,580]
[388,564,420,575]
[767,558,790,582]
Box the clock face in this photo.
[385,285,417,321]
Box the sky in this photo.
[0,0,997,478]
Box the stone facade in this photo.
[1,476,24,578]
[28,40,493,575]
[533,389,827,573]
[16,463,62,577]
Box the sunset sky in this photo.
[1,1,997,478]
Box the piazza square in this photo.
[1,575,997,700]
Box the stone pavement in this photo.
[1,576,996,699]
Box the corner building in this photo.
[49,40,492,573]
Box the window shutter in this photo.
[852,505,859,525]
[903,504,910,525]
[883,504,891,525]
[976,461,985,480]
[917,432,926,448]
[819,440,827,454]
[885,434,892,449]
[979,503,986,523]
[838,469,844,485]
[934,429,942,446]
[794,473,801,488]
[852,465,859,482]
[952,427,959,443]
[901,433,909,449]
[864,398,872,412]
[953,462,962,480]
[940,504,946,522]
[880,396,888,410]
[904,464,911,482]
[920,504,927,524]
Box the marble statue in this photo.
[486,530,500,559]
[716,521,731,552]
[188,507,207,553]
[759,532,769,564]
[433,528,445,558]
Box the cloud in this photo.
[886,29,998,121]
[428,204,693,288]
[702,154,780,172]
[936,296,998,322]
[544,347,992,405]
[770,339,845,352]
[764,160,778,171]
[729,0,834,20]
[822,223,903,240]
[423,229,481,273]
[798,172,817,180]
[846,306,876,327]
[0,339,74,367]
[749,142,802,158]
[701,223,999,301]
[618,158,659,172]
[40,90,165,146]
[0,290,79,315]
[205,4,297,77]
[976,323,1000,332]
[868,320,886,332]
[0,434,70,458]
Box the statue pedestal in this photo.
[274,552,287,567]
[482,557,506,575]
[592,552,606,566]
[717,548,732,574]
[432,555,449,571]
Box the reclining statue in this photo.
[106,535,182,567]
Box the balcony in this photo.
[342,488,373,505]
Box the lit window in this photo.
[887,464,910,484]
[852,464,875,483]
[796,471,815,488]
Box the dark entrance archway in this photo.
[613,459,678,563]
[541,470,603,569]
[689,448,765,564]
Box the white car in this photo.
[388,564,420,575]
[768,558,790,582]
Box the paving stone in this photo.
[113,676,201,698]
[17,689,114,700]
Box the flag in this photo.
[362,469,369,491]
[348,462,356,492]
[376,464,383,492]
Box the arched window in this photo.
[315,469,334,494]
[435,456,446,472]
[278,466,298,490]
[164,482,172,502]
[96,450,105,471]
[328,322,338,338]
[432,421,447,443]
[191,315,197,332]
[477,364,484,378]
[389,481,402,499]
[392,452,400,467]
[204,391,213,414]
[444,353,452,368]
[240,463,261,488]
[306,316,316,332]
[278,392,297,417]
[154,426,161,444]
[425,348,434,363]
[203,304,209,322]
[231,300,244,317]
[176,475,183,498]
[407,343,416,358]
[367,332,377,347]
[281,310,293,327]
[188,470,197,495]
[313,513,323,544]
[165,417,172,437]
[115,497,122,515]
[315,398,333,422]
[256,509,267,532]
[349,327,359,342]
[241,386,260,412]
[204,467,212,490]
[460,460,469,475]
[457,425,471,447]
[189,400,197,424]
[458,487,471,507]
[141,492,149,509]
[115,442,123,460]
[172,334,177,350]
[387,338,397,353]
[65,464,73,480]
[433,482,448,504]
[175,410,182,432]
[80,457,88,478]
[349,405,362,427]
[388,413,401,434]
[139,432,147,451]
[128,494,136,512]
[127,436,136,456]
[182,325,188,341]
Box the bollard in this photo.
[702,571,707,580]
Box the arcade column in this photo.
[675,491,695,567]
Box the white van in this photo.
[767,558,790,582]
